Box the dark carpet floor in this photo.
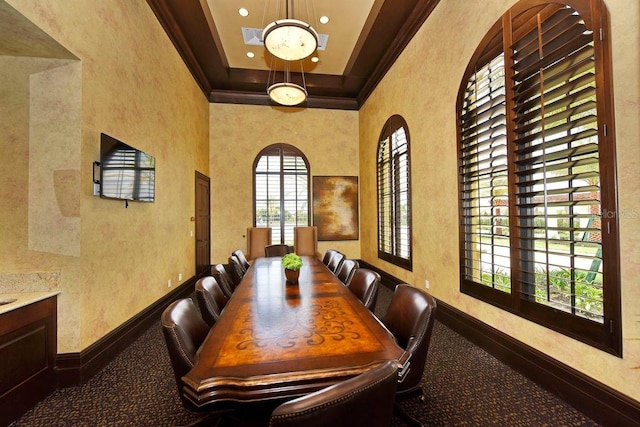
[11,285,601,426]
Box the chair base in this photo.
[394,387,426,427]
[178,412,222,427]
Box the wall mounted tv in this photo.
[99,133,155,202]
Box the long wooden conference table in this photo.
[182,256,405,409]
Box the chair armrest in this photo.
[397,350,411,381]
[396,337,416,383]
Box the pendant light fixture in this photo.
[262,0,318,62]
[262,0,317,106]
[267,82,307,106]
[267,61,308,106]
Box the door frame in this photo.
[195,171,211,277]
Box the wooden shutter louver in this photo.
[510,5,603,322]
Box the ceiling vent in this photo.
[241,27,328,50]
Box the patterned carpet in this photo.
[11,285,600,427]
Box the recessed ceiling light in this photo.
[319,16,329,24]
[311,57,319,63]
[246,51,255,58]
[238,8,249,17]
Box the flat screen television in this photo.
[99,133,155,202]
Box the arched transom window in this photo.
[377,115,412,270]
[456,0,620,355]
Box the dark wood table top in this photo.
[182,256,404,408]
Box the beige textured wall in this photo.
[0,55,83,350]
[209,104,360,263]
[359,0,640,401]
[4,0,210,352]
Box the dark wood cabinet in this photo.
[0,296,57,426]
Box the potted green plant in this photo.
[282,253,303,283]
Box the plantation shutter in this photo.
[378,138,392,255]
[282,146,309,244]
[377,116,412,270]
[254,144,309,245]
[509,4,604,321]
[393,128,411,260]
[457,0,620,354]
[255,146,282,241]
[459,52,511,293]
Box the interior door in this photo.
[195,171,211,277]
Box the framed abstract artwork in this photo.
[313,176,359,241]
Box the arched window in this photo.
[253,143,310,245]
[377,115,412,270]
[456,0,620,354]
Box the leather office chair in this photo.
[247,227,272,261]
[269,361,398,427]
[211,263,235,298]
[227,256,245,288]
[327,251,346,275]
[195,276,229,327]
[293,226,318,257]
[347,268,380,311]
[382,284,437,426]
[336,259,359,285]
[265,244,291,257]
[232,253,248,275]
[321,249,337,266]
[161,298,211,412]
[232,249,251,271]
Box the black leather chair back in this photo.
[347,268,380,311]
[160,298,210,410]
[232,249,251,271]
[211,263,235,298]
[336,259,359,285]
[326,251,345,274]
[195,276,228,327]
[227,255,245,287]
[382,284,437,394]
[265,244,291,257]
[230,253,247,275]
[269,361,398,427]
[322,249,337,266]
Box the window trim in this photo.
[376,114,413,271]
[456,0,621,355]
[252,143,311,245]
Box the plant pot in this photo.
[284,268,300,284]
